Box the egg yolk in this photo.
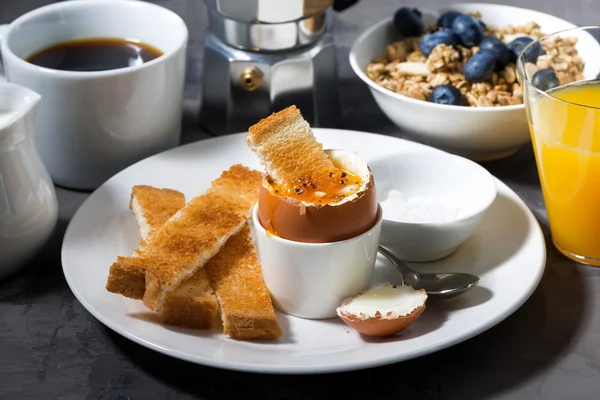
[266,168,363,204]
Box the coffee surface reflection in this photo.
[26,37,163,72]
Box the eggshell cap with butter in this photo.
[257,149,378,243]
[336,283,428,337]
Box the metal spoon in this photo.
[378,245,480,299]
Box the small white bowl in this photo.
[370,151,497,262]
[349,3,577,161]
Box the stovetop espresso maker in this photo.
[199,0,359,135]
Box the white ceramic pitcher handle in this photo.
[0,24,8,82]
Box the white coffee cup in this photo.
[0,0,188,190]
[252,204,383,319]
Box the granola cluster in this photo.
[537,37,584,85]
[366,15,584,107]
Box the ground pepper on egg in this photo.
[266,168,361,205]
[367,8,584,107]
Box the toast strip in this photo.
[246,105,340,187]
[129,185,220,328]
[130,185,186,244]
[130,189,281,338]
[122,185,281,339]
[105,185,187,300]
[159,270,219,329]
[205,224,282,340]
[107,164,262,312]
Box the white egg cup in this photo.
[252,204,383,319]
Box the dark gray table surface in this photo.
[2,1,600,399]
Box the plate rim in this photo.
[61,128,547,374]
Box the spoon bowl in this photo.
[378,245,480,299]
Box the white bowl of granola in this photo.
[349,3,580,161]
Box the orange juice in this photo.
[528,81,600,265]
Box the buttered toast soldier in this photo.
[247,105,379,243]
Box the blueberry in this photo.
[531,69,560,92]
[479,37,511,69]
[525,42,544,62]
[476,19,487,31]
[419,29,458,56]
[507,37,544,62]
[452,14,486,47]
[393,7,424,38]
[431,84,464,106]
[437,11,463,29]
[463,51,496,83]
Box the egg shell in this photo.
[257,149,378,243]
[338,304,426,337]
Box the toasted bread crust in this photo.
[246,105,340,188]
[246,105,302,149]
[161,275,220,329]
[107,186,188,300]
[160,259,218,329]
[106,257,147,299]
[106,166,282,339]
[130,185,186,241]
[108,165,262,312]
[140,165,261,311]
[206,224,282,340]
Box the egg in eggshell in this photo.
[257,149,378,243]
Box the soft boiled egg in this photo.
[257,149,378,243]
[336,283,427,337]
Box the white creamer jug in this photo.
[0,83,57,279]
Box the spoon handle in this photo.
[377,245,417,284]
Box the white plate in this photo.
[61,129,546,374]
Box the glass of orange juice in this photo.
[518,26,600,266]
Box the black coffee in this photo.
[26,37,163,72]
